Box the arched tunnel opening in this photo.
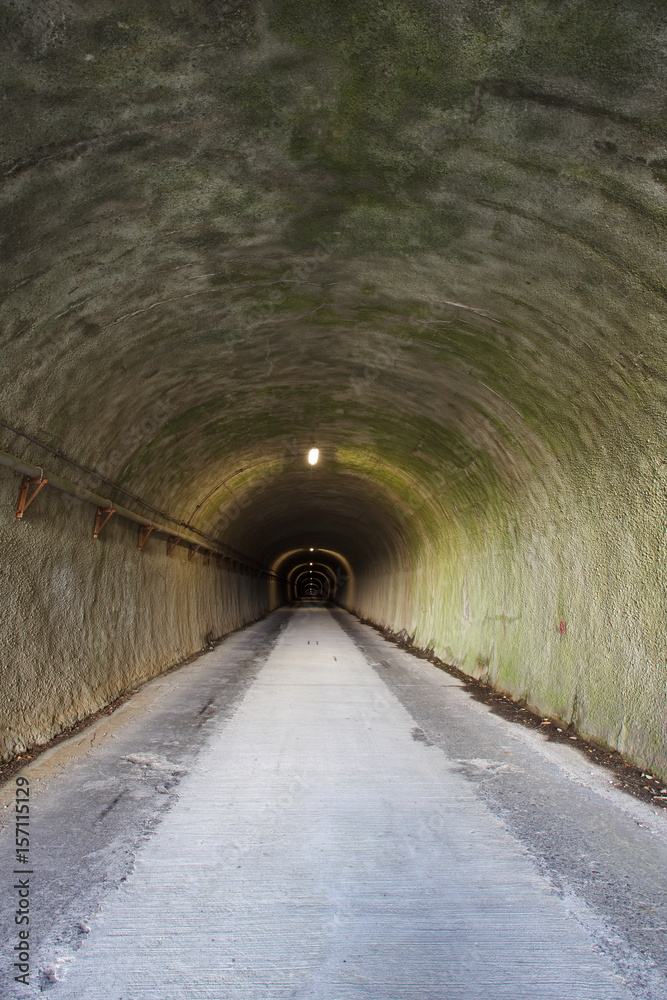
[289,562,333,601]
[1,3,667,992]
[0,0,666,781]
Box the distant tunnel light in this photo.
[309,547,314,551]
[308,448,319,465]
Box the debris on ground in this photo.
[360,616,667,810]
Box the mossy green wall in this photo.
[1,2,666,776]
[348,435,667,776]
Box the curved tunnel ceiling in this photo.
[1,1,666,582]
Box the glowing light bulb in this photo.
[309,547,314,552]
[308,448,319,465]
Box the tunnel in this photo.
[2,0,666,779]
[2,2,667,993]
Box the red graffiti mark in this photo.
[559,620,567,634]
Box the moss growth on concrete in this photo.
[1,0,667,775]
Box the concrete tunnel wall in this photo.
[1,1,667,777]
[0,473,277,760]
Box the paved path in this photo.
[2,605,666,997]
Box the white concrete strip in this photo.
[49,607,631,999]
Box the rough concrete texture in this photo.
[5,606,665,999]
[1,2,667,772]
[0,474,275,762]
[0,608,292,995]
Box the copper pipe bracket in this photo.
[138,525,154,551]
[15,475,48,519]
[93,506,115,538]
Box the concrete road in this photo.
[1,605,666,998]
